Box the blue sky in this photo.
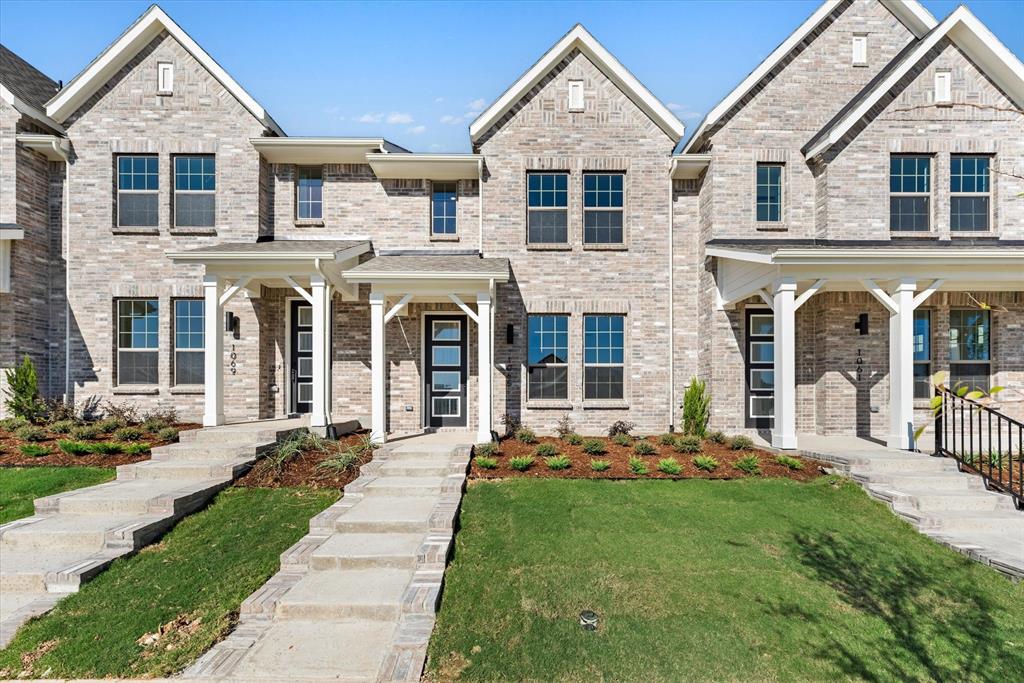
[1,1,1021,151]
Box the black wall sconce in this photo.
[506,323,514,344]
[854,313,869,336]
[224,311,240,339]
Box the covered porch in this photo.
[709,239,1024,451]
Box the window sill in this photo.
[169,227,218,236]
[755,223,788,232]
[889,231,939,238]
[112,226,159,236]
[582,243,628,251]
[582,401,629,410]
[294,219,325,227]
[429,234,460,242]
[170,385,204,395]
[526,243,572,251]
[112,385,159,395]
[949,231,995,238]
[525,400,573,410]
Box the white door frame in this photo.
[283,295,303,417]
[419,308,472,430]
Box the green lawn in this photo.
[428,478,1024,682]
[0,467,115,524]
[0,486,337,679]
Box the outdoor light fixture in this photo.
[854,313,869,335]
[579,610,598,631]
[506,323,514,344]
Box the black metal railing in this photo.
[934,386,1023,510]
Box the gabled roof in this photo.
[682,0,938,153]
[469,24,685,143]
[803,6,1024,158]
[0,45,59,112]
[45,4,284,135]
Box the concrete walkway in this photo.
[0,418,305,647]
[186,433,472,683]
[800,435,1024,580]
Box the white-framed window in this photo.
[749,395,775,418]
[157,61,174,94]
[934,70,951,104]
[950,155,991,232]
[174,299,204,385]
[949,309,990,392]
[568,79,584,111]
[174,155,216,227]
[746,310,774,424]
[116,155,159,228]
[852,34,868,66]
[432,396,460,417]
[756,163,783,222]
[431,181,457,235]
[583,172,624,244]
[890,155,931,231]
[432,320,461,341]
[528,314,568,400]
[432,346,460,366]
[913,309,931,399]
[432,371,461,392]
[297,166,323,220]
[583,314,624,400]
[117,299,159,385]
[527,172,568,244]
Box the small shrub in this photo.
[315,449,362,474]
[0,415,29,432]
[261,432,307,474]
[535,443,559,457]
[612,432,632,447]
[633,440,657,456]
[141,407,178,425]
[57,439,91,456]
[564,433,583,446]
[693,455,719,472]
[509,455,534,471]
[658,433,677,446]
[545,455,571,470]
[581,439,606,455]
[707,430,727,445]
[775,454,805,471]
[734,455,761,475]
[590,459,611,472]
[475,456,498,469]
[114,426,145,442]
[15,424,47,442]
[70,424,103,441]
[19,443,50,457]
[88,441,123,455]
[123,442,151,455]
[657,457,683,475]
[43,395,98,424]
[730,435,754,451]
[628,456,649,475]
[49,419,77,434]
[156,427,179,442]
[555,414,575,439]
[3,355,44,422]
[515,427,537,444]
[500,413,522,437]
[673,435,702,453]
[102,400,140,425]
[95,417,126,433]
[607,420,636,437]
[681,377,711,437]
[475,442,498,457]
[142,419,170,434]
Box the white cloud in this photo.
[357,112,383,123]
[667,102,702,121]
[467,98,487,111]
[440,109,482,125]
[386,112,414,125]
[440,114,458,124]
[434,97,445,103]
[407,125,427,135]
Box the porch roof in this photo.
[167,239,370,262]
[706,238,1024,265]
[343,254,510,283]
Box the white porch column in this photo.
[369,292,386,443]
[889,279,916,450]
[476,292,493,442]
[202,275,224,427]
[310,275,329,430]
[772,278,797,450]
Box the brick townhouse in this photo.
[1,0,1022,450]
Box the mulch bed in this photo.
[235,431,375,489]
[0,423,200,468]
[470,434,822,481]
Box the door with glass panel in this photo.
[290,300,313,414]
[425,315,467,428]
[745,309,775,430]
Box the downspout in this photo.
[668,157,675,432]
[477,157,483,253]
[63,149,71,402]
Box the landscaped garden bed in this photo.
[235,430,378,489]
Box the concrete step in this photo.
[376,461,450,478]
[0,512,166,554]
[362,476,445,497]
[150,441,270,461]
[0,550,90,592]
[333,496,437,534]
[850,456,959,475]
[897,508,1024,533]
[855,471,984,491]
[53,478,221,515]
[117,458,253,481]
[180,423,303,444]
[910,491,1015,513]
[275,568,413,621]
[309,533,422,570]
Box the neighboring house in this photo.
[0,0,1021,451]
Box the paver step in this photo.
[309,533,423,570]
[275,568,413,621]
[53,478,223,515]
[0,512,166,554]
[333,496,437,534]
[117,458,253,481]
[362,476,445,497]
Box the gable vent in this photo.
[157,61,174,95]
[568,80,584,112]
[934,71,951,104]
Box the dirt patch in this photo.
[235,431,375,489]
[137,612,203,656]
[6,638,59,678]
[470,434,821,482]
[0,423,200,468]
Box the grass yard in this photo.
[428,478,1024,682]
[0,466,115,524]
[0,486,337,679]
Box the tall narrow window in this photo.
[852,35,867,66]
[116,155,159,227]
[527,315,568,400]
[174,299,204,385]
[582,172,624,244]
[756,163,782,222]
[527,172,568,244]
[890,155,931,231]
[174,155,216,228]
[297,166,323,220]
[583,315,624,400]
[913,310,931,399]
[950,156,990,231]
[117,299,159,385]
[746,311,775,425]
[949,309,990,392]
[431,181,457,235]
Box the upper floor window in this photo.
[583,172,624,244]
[949,309,990,392]
[527,172,568,244]
[890,155,931,231]
[297,166,323,220]
[174,299,204,385]
[584,314,624,400]
[950,156,990,232]
[117,299,158,385]
[431,181,457,236]
[174,155,215,228]
[756,163,783,222]
[117,155,158,228]
[527,314,568,400]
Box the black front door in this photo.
[424,315,467,428]
[745,308,775,430]
[290,300,313,414]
